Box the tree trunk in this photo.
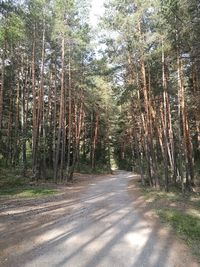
[37,21,46,179]
[177,54,194,189]
[21,55,27,175]
[192,62,200,158]
[67,44,72,181]
[162,42,169,191]
[91,113,99,170]
[54,35,65,182]
[32,24,38,176]
[0,43,5,129]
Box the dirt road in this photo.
[0,171,198,267]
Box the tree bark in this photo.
[91,113,99,170]
[0,43,5,129]
[32,24,38,176]
[54,35,65,182]
[67,44,72,181]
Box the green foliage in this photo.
[6,12,24,40]
[0,10,24,45]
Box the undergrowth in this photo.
[75,163,111,174]
[0,168,57,198]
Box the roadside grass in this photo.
[140,185,200,261]
[142,187,200,209]
[157,209,200,259]
[0,187,57,198]
[0,168,57,199]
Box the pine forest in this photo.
[0,0,200,266]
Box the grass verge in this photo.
[0,187,57,198]
[140,185,200,262]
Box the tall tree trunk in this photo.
[32,24,38,176]
[14,78,20,166]
[34,22,46,179]
[177,53,185,191]
[135,71,145,185]
[177,54,194,189]
[76,101,84,170]
[54,35,65,182]
[53,59,57,177]
[162,42,169,191]
[148,70,159,188]
[138,21,155,187]
[70,100,84,177]
[21,54,27,175]
[67,44,72,181]
[192,62,200,158]
[0,43,5,129]
[91,113,99,170]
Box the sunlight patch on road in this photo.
[125,229,151,248]
[35,228,66,244]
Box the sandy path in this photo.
[0,171,199,267]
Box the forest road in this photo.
[0,171,199,267]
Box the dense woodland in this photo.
[0,0,200,191]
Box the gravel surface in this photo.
[0,171,199,267]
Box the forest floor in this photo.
[0,171,199,267]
